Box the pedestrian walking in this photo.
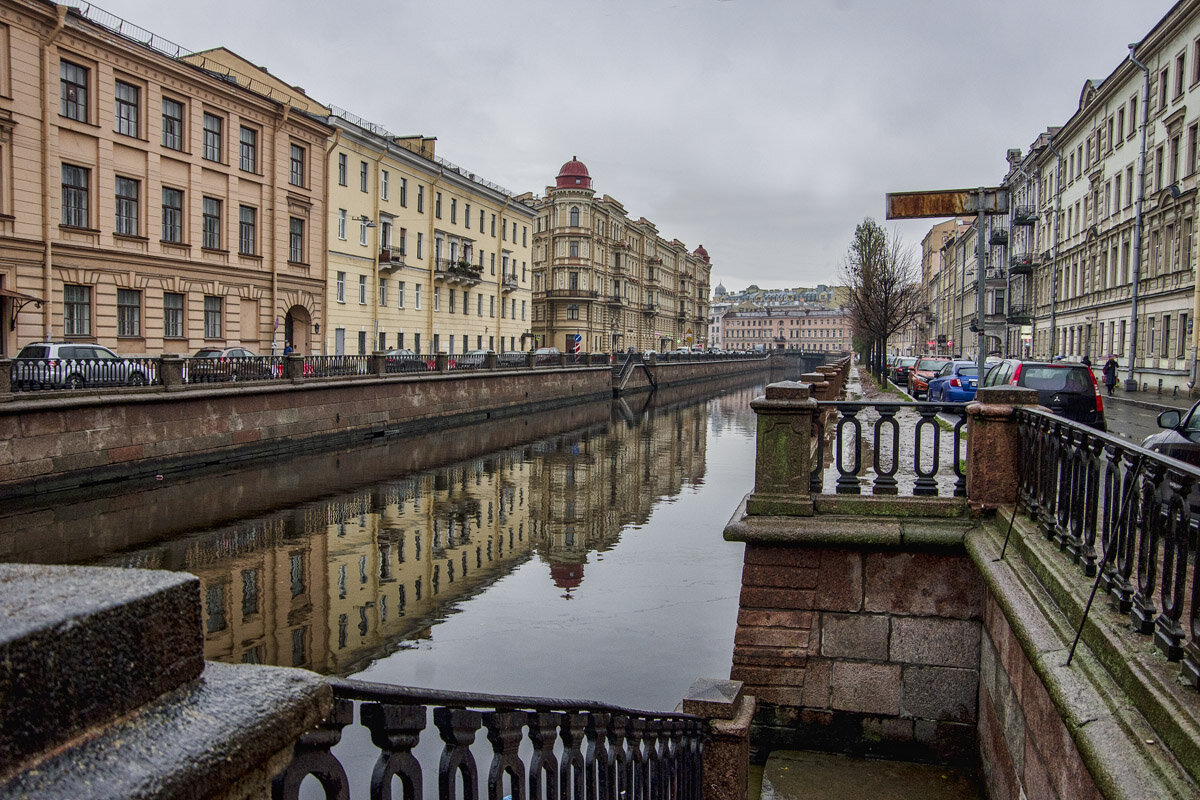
[1102,355,1118,396]
[1081,354,1091,367]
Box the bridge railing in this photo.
[1015,407,1200,690]
[274,678,706,800]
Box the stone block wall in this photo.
[977,589,1102,800]
[731,540,983,764]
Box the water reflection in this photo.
[24,377,765,684]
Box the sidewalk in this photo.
[1104,386,1195,413]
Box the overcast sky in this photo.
[84,0,1174,292]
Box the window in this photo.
[1177,53,1186,97]
[381,170,389,201]
[162,98,183,150]
[465,203,471,229]
[359,217,369,246]
[568,304,579,320]
[115,177,138,236]
[398,227,406,256]
[416,232,423,259]
[1160,68,1169,109]
[434,287,440,311]
[359,274,367,304]
[202,113,222,161]
[435,191,442,219]
[162,187,183,242]
[114,80,138,136]
[289,217,305,262]
[379,278,388,306]
[60,60,88,122]
[360,161,368,192]
[163,292,183,338]
[202,196,222,249]
[449,288,455,313]
[289,143,305,186]
[203,295,222,338]
[117,288,141,337]
[480,209,485,231]
[64,284,90,336]
[1130,96,1138,138]
[523,227,527,246]
[569,240,579,257]
[570,206,579,226]
[61,164,88,228]
[337,208,347,240]
[418,185,424,212]
[335,271,346,303]
[1163,314,1172,357]
[239,126,258,172]
[450,197,456,223]
[398,281,405,308]
[239,206,257,255]
[489,295,495,317]
[337,153,347,186]
[415,284,421,310]
[400,177,407,206]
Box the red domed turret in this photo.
[693,244,710,263]
[556,156,592,189]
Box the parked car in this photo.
[533,347,561,364]
[1140,401,1200,466]
[12,342,150,389]
[457,349,490,368]
[909,357,951,399]
[982,359,1105,430]
[188,347,271,382]
[891,356,918,386]
[381,348,429,373]
[925,360,980,402]
[497,351,528,367]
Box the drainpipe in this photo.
[1127,44,1151,391]
[39,6,68,340]
[1046,138,1065,358]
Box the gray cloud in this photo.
[94,0,1173,290]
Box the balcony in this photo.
[1009,252,1039,275]
[605,294,623,306]
[434,259,483,286]
[642,303,656,315]
[544,288,599,300]
[1012,205,1037,226]
[378,247,406,271]
[1007,305,1033,325]
[500,275,519,293]
[989,228,1009,246]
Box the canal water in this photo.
[2,378,763,712]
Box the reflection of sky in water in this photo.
[355,388,759,712]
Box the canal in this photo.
[1,377,764,713]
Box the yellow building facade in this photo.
[530,158,712,354]
[0,1,330,357]
[324,110,535,357]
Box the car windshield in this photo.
[917,359,949,370]
[194,349,223,358]
[1020,366,1090,392]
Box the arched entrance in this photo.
[284,305,312,355]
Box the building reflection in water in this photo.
[88,379,763,677]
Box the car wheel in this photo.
[65,373,84,390]
[127,372,146,386]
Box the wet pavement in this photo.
[756,750,983,800]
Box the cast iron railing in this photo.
[1015,407,1200,688]
[274,678,706,800]
[813,401,968,497]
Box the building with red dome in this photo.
[530,157,712,353]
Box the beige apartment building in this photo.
[0,1,330,357]
[530,157,712,354]
[324,109,536,357]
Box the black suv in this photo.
[981,359,1105,430]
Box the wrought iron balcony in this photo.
[1007,305,1033,325]
[434,259,483,286]
[544,288,600,300]
[501,275,519,293]
[642,303,656,314]
[1009,252,1039,274]
[1012,205,1037,226]
[606,294,624,306]
[378,247,405,270]
[989,228,1009,246]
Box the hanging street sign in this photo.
[885,188,1009,219]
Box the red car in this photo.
[909,357,950,399]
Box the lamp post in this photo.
[1126,43,1151,391]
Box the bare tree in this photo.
[841,218,924,380]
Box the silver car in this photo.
[13,342,151,389]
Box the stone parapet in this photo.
[682,679,756,800]
[747,381,818,516]
[0,564,329,798]
[964,386,1039,508]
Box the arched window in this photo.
[570,206,580,227]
